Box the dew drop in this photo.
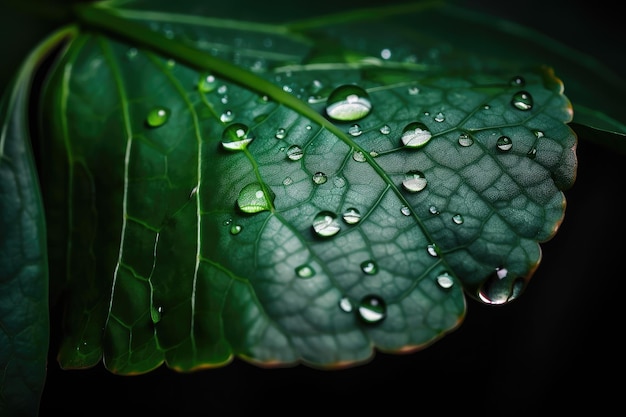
[282,177,293,186]
[342,207,361,224]
[230,224,242,235]
[198,72,217,93]
[458,133,474,147]
[339,297,353,312]
[360,260,378,275]
[427,244,439,257]
[478,266,525,305]
[436,272,454,289]
[357,295,386,324]
[220,110,235,123]
[511,91,533,111]
[400,205,411,216]
[151,305,163,324]
[496,135,513,152]
[434,112,445,123]
[286,145,304,161]
[296,264,316,278]
[510,75,525,87]
[534,130,545,138]
[452,213,464,224]
[527,147,537,159]
[401,122,432,148]
[312,211,341,237]
[408,86,419,95]
[333,176,346,188]
[312,172,328,185]
[275,128,287,139]
[221,123,253,151]
[379,124,391,135]
[236,182,273,213]
[352,150,367,162]
[325,84,372,121]
[348,124,363,137]
[145,106,170,128]
[402,170,427,193]
[429,205,440,215]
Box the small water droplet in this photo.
[339,297,353,312]
[427,244,439,257]
[230,224,242,235]
[452,213,464,224]
[357,295,386,324]
[408,86,419,95]
[312,211,341,237]
[221,123,253,151]
[401,122,432,148]
[402,170,427,193]
[496,136,513,152]
[220,110,235,123]
[478,266,525,305]
[360,260,378,275]
[217,85,228,95]
[296,264,316,278]
[151,305,163,323]
[352,150,367,162]
[198,72,217,93]
[325,84,372,121]
[482,104,490,110]
[312,172,328,185]
[348,124,363,137]
[333,176,346,188]
[145,106,170,128]
[511,91,533,111]
[510,75,525,87]
[236,182,273,213]
[429,205,440,215]
[126,48,138,60]
[342,207,361,224]
[275,128,287,139]
[527,147,537,159]
[458,133,474,147]
[400,205,411,216]
[379,125,391,135]
[223,218,232,226]
[436,272,454,289]
[286,145,304,161]
[534,130,545,138]
[282,177,293,186]
[434,112,445,123]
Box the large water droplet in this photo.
[325,84,372,121]
[511,91,533,110]
[358,295,386,324]
[146,106,170,128]
[296,264,316,278]
[402,170,427,193]
[236,182,273,213]
[401,122,432,148]
[496,136,513,152]
[221,123,253,151]
[360,260,378,275]
[342,207,361,224]
[478,267,525,305]
[286,145,304,161]
[312,211,341,237]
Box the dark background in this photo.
[1,0,624,415]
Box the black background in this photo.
[1,0,624,415]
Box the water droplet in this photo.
[534,130,545,138]
[357,295,386,324]
[427,244,439,257]
[436,272,454,289]
[126,48,138,60]
[222,218,232,226]
[478,267,525,305]
[312,211,341,237]
[527,147,537,159]
[429,205,440,215]
[379,125,391,135]
[408,86,419,95]
[452,213,464,224]
[282,177,293,186]
[496,136,513,152]
[402,170,427,193]
[312,172,328,185]
[510,75,525,87]
[511,91,533,111]
[275,128,287,139]
[296,264,316,278]
[348,124,363,137]
[400,205,411,216]
[342,207,361,224]
[339,297,353,312]
[333,176,346,188]
[230,224,242,235]
[221,123,253,151]
[434,112,445,122]
[151,305,163,323]
[458,133,474,147]
[286,145,304,161]
[360,260,378,275]
[352,150,367,162]
[220,110,235,123]
[325,84,372,121]
[236,182,273,213]
[145,106,170,128]
[198,72,217,93]
[401,122,432,148]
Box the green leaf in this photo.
[0,26,73,417]
[37,0,577,374]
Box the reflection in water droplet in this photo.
[511,91,533,110]
[342,207,361,224]
[402,170,427,193]
[496,136,513,152]
[221,123,253,151]
[286,145,303,161]
[360,260,378,275]
[352,150,366,162]
[436,272,454,289]
[236,182,273,213]
[452,214,464,224]
[380,125,391,135]
[220,110,235,123]
[458,133,474,147]
[312,211,341,237]
[198,72,217,93]
[325,84,372,121]
[275,128,287,139]
[312,172,328,185]
[427,244,438,257]
[296,264,315,278]
[400,206,411,216]
[230,224,242,235]
[348,124,363,137]
[146,107,170,128]
[478,267,525,305]
[358,295,386,324]
[339,297,353,312]
[401,122,432,148]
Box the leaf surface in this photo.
[39,1,577,373]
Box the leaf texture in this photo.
[39,1,577,373]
